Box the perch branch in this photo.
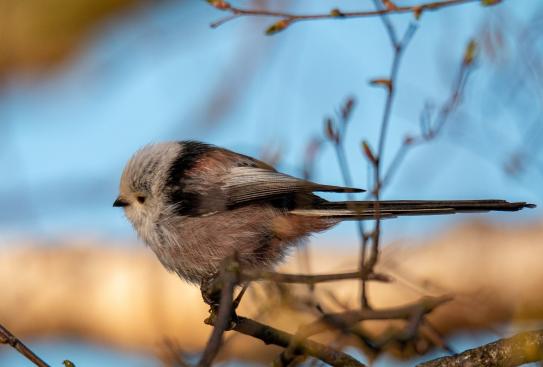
[197,260,238,367]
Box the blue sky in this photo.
[0,0,539,244]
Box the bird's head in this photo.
[114,142,181,230]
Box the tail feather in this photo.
[290,200,535,219]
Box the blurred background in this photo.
[0,0,542,366]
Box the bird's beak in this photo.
[113,196,129,208]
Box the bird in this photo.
[113,140,534,289]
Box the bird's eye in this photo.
[136,196,146,204]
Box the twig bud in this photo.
[361,140,378,165]
[463,40,478,65]
[266,19,290,35]
[207,0,231,10]
[330,8,345,17]
[369,78,393,93]
[341,97,356,121]
[413,6,424,20]
[381,0,398,10]
[324,118,340,144]
[481,0,501,5]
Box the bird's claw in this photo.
[204,306,239,330]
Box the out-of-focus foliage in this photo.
[0,0,149,78]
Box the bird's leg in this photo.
[200,273,240,330]
[200,273,222,310]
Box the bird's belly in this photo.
[144,207,332,284]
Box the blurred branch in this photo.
[241,269,391,284]
[381,39,477,191]
[206,0,488,34]
[363,20,418,308]
[324,99,371,307]
[199,258,371,366]
[322,7,419,312]
[372,23,418,190]
[0,323,51,367]
[418,329,543,367]
[275,296,450,364]
[453,11,543,186]
[230,316,366,367]
[322,1,420,313]
[295,296,451,339]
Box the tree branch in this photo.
[418,329,543,367]
[298,296,452,339]
[197,259,238,367]
[381,39,476,192]
[231,316,366,367]
[207,0,481,33]
[240,269,391,284]
[0,323,51,367]
[364,22,418,300]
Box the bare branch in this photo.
[381,39,477,191]
[365,23,419,287]
[0,323,51,367]
[418,329,543,367]
[297,296,451,339]
[197,260,238,367]
[324,101,371,307]
[240,269,391,284]
[232,316,366,367]
[207,0,482,32]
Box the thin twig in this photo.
[366,23,418,275]
[375,23,418,164]
[232,282,248,310]
[296,296,451,339]
[232,316,366,367]
[240,269,391,284]
[207,0,479,31]
[381,43,476,191]
[422,320,457,355]
[372,0,399,47]
[358,10,419,310]
[325,100,372,308]
[0,323,51,367]
[333,133,370,308]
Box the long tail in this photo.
[290,200,535,220]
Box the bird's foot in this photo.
[200,273,221,307]
[204,305,239,330]
[201,273,239,330]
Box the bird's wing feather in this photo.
[221,166,364,207]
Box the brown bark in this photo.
[418,329,543,367]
